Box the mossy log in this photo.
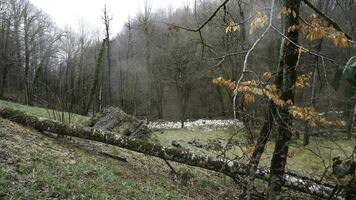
[0,107,336,199]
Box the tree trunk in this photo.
[180,98,186,129]
[77,40,85,113]
[178,89,190,129]
[123,19,133,112]
[156,84,164,119]
[84,40,106,115]
[304,65,318,146]
[106,34,112,105]
[0,26,10,99]
[239,95,254,145]
[304,6,324,144]
[24,12,31,106]
[243,101,275,199]
[64,58,71,110]
[346,104,355,139]
[267,0,301,199]
[216,86,226,116]
[243,16,287,198]
[0,107,337,199]
[0,64,9,98]
[133,72,138,116]
[104,5,112,104]
[70,61,76,111]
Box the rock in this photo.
[171,140,182,148]
[171,140,189,151]
[88,107,151,139]
[188,138,229,152]
[188,139,206,148]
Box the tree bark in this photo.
[0,107,337,199]
[304,65,318,146]
[346,103,355,139]
[243,15,287,198]
[103,5,112,104]
[23,4,31,106]
[84,40,106,115]
[243,101,275,199]
[267,0,301,199]
[156,84,164,119]
[77,39,85,113]
[216,86,226,116]
[0,19,11,99]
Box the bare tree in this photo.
[84,39,106,115]
[267,0,301,198]
[76,20,92,113]
[103,4,113,104]
[0,0,13,98]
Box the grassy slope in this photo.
[0,101,239,199]
[0,100,354,199]
[0,100,89,126]
[154,128,355,177]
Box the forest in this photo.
[0,0,355,199]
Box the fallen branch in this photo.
[0,107,338,199]
[163,158,177,175]
[99,152,128,163]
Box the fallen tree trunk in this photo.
[0,107,337,199]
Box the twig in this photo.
[233,0,276,119]
[157,0,230,32]
[163,158,177,174]
[99,152,128,162]
[208,51,248,61]
[301,0,352,40]
[270,25,341,65]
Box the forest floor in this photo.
[0,119,240,199]
[153,129,355,178]
[0,100,240,199]
[0,100,355,199]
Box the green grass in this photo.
[0,116,240,199]
[9,152,182,199]
[0,99,89,125]
[152,128,248,159]
[153,128,356,178]
[0,100,354,199]
[0,169,12,198]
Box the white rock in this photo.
[148,119,243,131]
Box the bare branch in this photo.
[159,0,230,32]
[233,0,276,119]
[301,0,353,40]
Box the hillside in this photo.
[0,101,241,199]
[1,100,355,199]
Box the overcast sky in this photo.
[30,0,193,36]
